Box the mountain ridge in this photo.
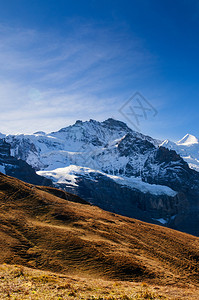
[177,133,199,145]
[1,118,199,235]
[161,133,199,171]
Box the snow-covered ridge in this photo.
[37,165,177,197]
[4,118,159,173]
[1,118,197,198]
[161,133,199,171]
[177,134,199,146]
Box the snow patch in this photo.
[153,218,168,225]
[37,165,178,197]
[107,174,177,196]
[0,165,5,174]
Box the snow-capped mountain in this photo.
[161,133,199,172]
[1,118,199,235]
[178,133,198,145]
[5,118,159,172]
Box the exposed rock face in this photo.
[142,147,198,192]
[67,173,197,235]
[58,172,185,223]
[1,119,199,236]
[0,139,52,186]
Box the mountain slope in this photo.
[37,165,181,225]
[178,134,199,145]
[0,172,199,285]
[0,139,52,186]
[161,134,199,172]
[1,119,199,235]
[5,118,159,171]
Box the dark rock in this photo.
[0,139,52,186]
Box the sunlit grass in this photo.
[0,264,198,300]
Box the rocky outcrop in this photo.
[142,147,198,192]
[54,171,188,228]
[0,139,52,186]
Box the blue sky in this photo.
[0,0,198,140]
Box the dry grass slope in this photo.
[0,264,199,299]
[0,172,198,299]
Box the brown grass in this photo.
[0,172,198,298]
[0,263,198,299]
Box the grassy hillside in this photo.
[0,172,198,298]
[0,263,199,299]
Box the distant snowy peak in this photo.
[161,134,199,149]
[160,139,176,148]
[177,134,199,146]
[161,134,199,172]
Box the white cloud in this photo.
[0,22,156,134]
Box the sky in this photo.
[0,0,199,141]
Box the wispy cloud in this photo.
[0,21,156,134]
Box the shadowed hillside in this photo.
[0,172,199,287]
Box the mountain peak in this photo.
[75,120,83,124]
[102,118,131,130]
[177,134,198,145]
[34,131,46,136]
[55,118,131,136]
